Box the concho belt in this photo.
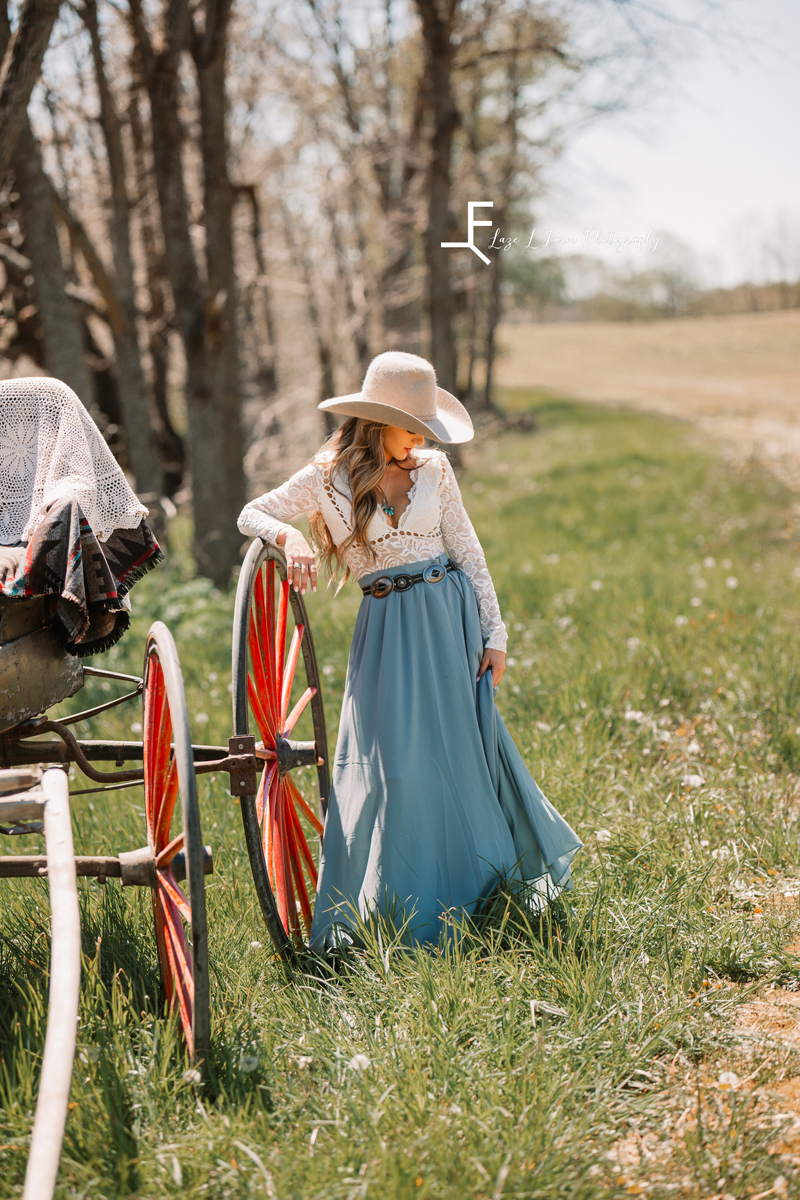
[360,561,457,599]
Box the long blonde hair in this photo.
[308,417,416,583]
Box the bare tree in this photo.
[0,0,61,184]
[236,184,279,397]
[414,0,460,392]
[11,120,93,400]
[280,196,337,439]
[1,1,89,401]
[128,0,244,584]
[77,0,162,502]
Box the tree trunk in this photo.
[482,38,522,413]
[482,246,502,412]
[415,0,460,393]
[0,0,62,186]
[80,0,162,503]
[322,179,370,377]
[128,0,242,585]
[281,200,336,440]
[12,121,93,403]
[237,185,278,397]
[127,73,185,497]
[192,2,245,565]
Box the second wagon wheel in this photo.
[142,620,210,1064]
[232,540,330,955]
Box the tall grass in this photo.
[1,400,799,1197]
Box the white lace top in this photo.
[238,448,507,651]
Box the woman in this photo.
[238,351,582,953]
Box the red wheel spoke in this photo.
[264,767,281,877]
[284,772,324,836]
[274,580,289,699]
[155,759,179,854]
[273,788,300,937]
[254,564,279,710]
[256,762,277,825]
[247,668,275,745]
[158,891,194,1051]
[158,889,194,997]
[155,830,184,867]
[144,662,172,840]
[276,784,304,939]
[159,868,193,924]
[283,777,316,892]
[266,768,280,899]
[248,626,277,741]
[284,812,313,931]
[283,686,316,737]
[280,625,305,730]
[282,783,315,929]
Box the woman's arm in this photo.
[438,456,508,679]
[237,462,321,543]
[237,462,321,593]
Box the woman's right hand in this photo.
[277,528,317,593]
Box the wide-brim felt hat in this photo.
[318,350,474,444]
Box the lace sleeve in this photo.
[237,462,323,545]
[439,456,508,652]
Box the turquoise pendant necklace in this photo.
[379,463,395,517]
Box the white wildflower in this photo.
[717,1071,739,1091]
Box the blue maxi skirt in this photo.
[308,555,582,952]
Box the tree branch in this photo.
[0,0,62,185]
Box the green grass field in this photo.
[3,399,800,1198]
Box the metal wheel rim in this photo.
[143,619,210,1066]
[232,540,330,955]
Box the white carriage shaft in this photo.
[22,769,81,1200]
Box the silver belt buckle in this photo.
[393,574,414,592]
[370,577,394,598]
[422,564,446,585]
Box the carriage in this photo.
[0,380,330,1198]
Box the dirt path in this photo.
[497,310,800,490]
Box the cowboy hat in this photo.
[318,351,474,444]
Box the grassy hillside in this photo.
[2,400,800,1198]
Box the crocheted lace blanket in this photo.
[238,447,508,651]
[0,376,148,545]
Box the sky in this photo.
[530,0,800,288]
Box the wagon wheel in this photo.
[232,540,330,956]
[143,621,210,1064]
